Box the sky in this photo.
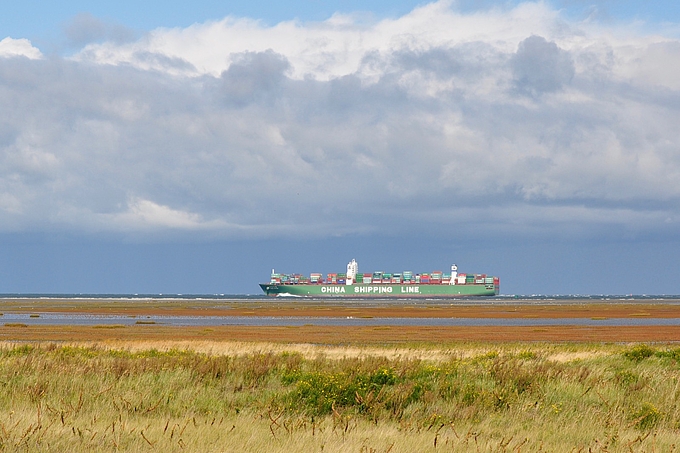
[1,1,679,295]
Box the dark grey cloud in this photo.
[219,50,290,106]
[511,35,575,96]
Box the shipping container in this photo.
[263,261,498,296]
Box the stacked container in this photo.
[267,264,497,290]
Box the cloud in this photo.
[63,13,137,48]
[71,1,559,79]
[219,50,291,105]
[102,197,226,230]
[511,35,575,96]
[0,37,42,59]
[0,1,679,241]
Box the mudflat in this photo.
[2,324,680,343]
[1,297,679,318]
[0,298,679,343]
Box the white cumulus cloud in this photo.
[0,37,43,59]
[0,1,678,241]
[73,1,560,80]
[107,197,223,230]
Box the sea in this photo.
[1,293,679,302]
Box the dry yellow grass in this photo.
[0,339,611,363]
[0,341,679,452]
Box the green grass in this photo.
[0,343,679,451]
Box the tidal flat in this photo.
[1,298,680,342]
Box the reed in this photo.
[0,342,678,452]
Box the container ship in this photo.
[260,259,499,298]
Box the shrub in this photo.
[631,403,662,430]
[655,348,680,362]
[623,345,655,362]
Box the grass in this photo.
[0,342,678,451]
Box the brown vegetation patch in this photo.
[0,324,679,343]
[1,298,680,319]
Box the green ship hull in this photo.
[259,283,499,298]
